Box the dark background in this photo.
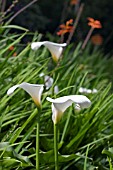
[5,0,113,54]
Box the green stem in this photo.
[36,107,41,170]
[60,109,72,144]
[54,123,59,170]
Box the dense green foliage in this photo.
[0,26,113,169]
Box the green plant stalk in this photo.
[54,123,59,170]
[60,109,72,144]
[107,156,113,170]
[84,145,89,170]
[36,107,41,170]
[36,115,40,169]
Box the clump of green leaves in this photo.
[0,25,113,170]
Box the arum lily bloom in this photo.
[7,82,44,108]
[31,41,67,63]
[47,95,91,124]
[79,87,98,94]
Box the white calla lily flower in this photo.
[7,82,44,107]
[47,95,91,124]
[79,87,98,94]
[31,41,67,63]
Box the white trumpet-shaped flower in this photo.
[7,82,44,107]
[47,95,91,124]
[31,41,67,63]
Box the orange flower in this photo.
[91,34,103,45]
[70,0,78,5]
[87,17,102,29]
[13,52,17,57]
[57,19,73,36]
[9,46,14,51]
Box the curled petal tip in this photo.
[31,43,36,50]
[7,89,12,96]
[62,43,67,46]
[46,97,51,102]
[7,85,19,96]
[31,42,43,50]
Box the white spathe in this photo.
[31,41,67,63]
[46,95,91,124]
[7,82,44,107]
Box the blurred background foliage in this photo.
[5,0,113,54]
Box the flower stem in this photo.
[36,108,41,170]
[66,3,84,45]
[54,123,59,170]
[7,0,38,24]
[60,109,72,144]
[81,27,94,50]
